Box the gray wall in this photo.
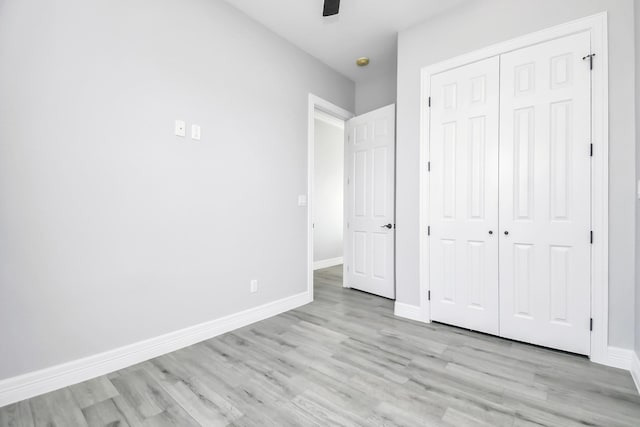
[397,0,636,349]
[0,0,354,380]
[635,0,640,358]
[355,68,397,115]
[313,119,344,262]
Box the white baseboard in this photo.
[313,257,343,270]
[394,302,426,323]
[601,346,634,371]
[0,291,312,408]
[630,351,640,395]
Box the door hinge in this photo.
[427,226,431,236]
[347,222,350,229]
[427,162,431,172]
[590,230,593,244]
[347,177,350,185]
[428,96,431,107]
[590,318,593,331]
[428,290,431,301]
[590,143,593,157]
[582,53,596,70]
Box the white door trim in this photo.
[416,13,609,365]
[307,94,354,301]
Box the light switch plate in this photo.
[175,120,186,137]
[191,124,201,141]
[298,195,308,207]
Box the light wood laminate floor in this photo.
[2,265,640,426]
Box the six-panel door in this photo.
[498,32,592,355]
[345,104,396,299]
[428,32,592,355]
[429,57,501,334]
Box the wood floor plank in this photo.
[109,369,198,426]
[145,365,242,426]
[81,399,131,427]
[0,401,34,427]
[2,264,639,426]
[70,377,119,409]
[30,388,88,427]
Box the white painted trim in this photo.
[419,42,432,324]
[418,13,610,364]
[630,351,640,395]
[313,257,344,270]
[308,94,354,299]
[0,291,312,408]
[314,109,345,130]
[586,13,609,367]
[394,302,427,323]
[603,346,633,371]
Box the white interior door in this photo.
[499,32,592,355]
[344,104,395,299]
[429,57,501,334]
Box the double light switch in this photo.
[175,120,201,141]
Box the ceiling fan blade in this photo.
[323,0,340,17]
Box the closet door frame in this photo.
[413,13,609,366]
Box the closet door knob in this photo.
[488,230,493,235]
[504,231,509,236]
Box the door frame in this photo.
[307,94,354,301]
[418,13,610,365]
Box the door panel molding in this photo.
[411,13,610,365]
[429,56,500,334]
[498,32,592,355]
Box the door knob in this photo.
[488,230,493,235]
[504,231,509,235]
[381,224,393,229]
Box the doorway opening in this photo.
[313,109,346,272]
[307,94,398,302]
[312,109,346,292]
[307,94,353,300]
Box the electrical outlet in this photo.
[250,280,258,293]
[175,120,186,137]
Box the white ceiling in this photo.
[222,0,467,83]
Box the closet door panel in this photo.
[429,57,500,334]
[498,32,591,355]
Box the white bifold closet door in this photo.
[499,32,591,355]
[429,57,500,334]
[429,32,592,355]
